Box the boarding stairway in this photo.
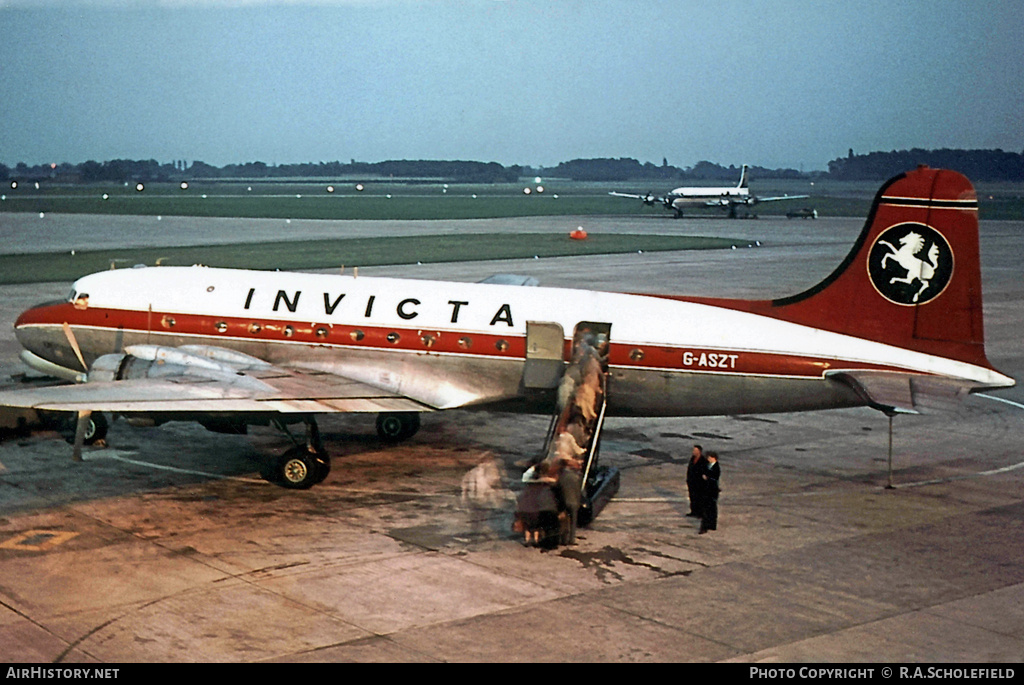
[515,324,621,545]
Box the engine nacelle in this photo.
[88,344,267,384]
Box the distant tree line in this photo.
[543,158,805,182]
[2,149,1022,184]
[0,159,522,184]
[827,148,1024,182]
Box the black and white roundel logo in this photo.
[867,223,954,305]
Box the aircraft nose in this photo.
[14,299,70,357]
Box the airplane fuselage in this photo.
[14,264,1008,419]
[666,185,750,209]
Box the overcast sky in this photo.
[1,0,1022,171]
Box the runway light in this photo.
[10,182,17,189]
[523,187,531,195]
[135,183,144,192]
[534,176,542,184]
[355,184,364,191]
[34,182,40,189]
[39,212,45,218]
[296,194,302,199]
[536,185,544,193]
[102,193,109,200]
[180,182,189,190]
[327,185,335,193]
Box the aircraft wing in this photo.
[754,194,810,203]
[0,344,435,415]
[608,191,664,206]
[477,274,539,286]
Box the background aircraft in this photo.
[610,164,809,218]
[0,168,1011,502]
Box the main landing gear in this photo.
[263,412,422,489]
[375,411,421,444]
[264,416,330,489]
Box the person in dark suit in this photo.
[686,444,705,517]
[699,451,721,534]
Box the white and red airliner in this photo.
[0,167,1013,489]
[610,164,809,217]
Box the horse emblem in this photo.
[868,224,953,305]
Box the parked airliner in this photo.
[0,167,1012,493]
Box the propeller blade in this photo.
[62,322,88,372]
[72,410,91,462]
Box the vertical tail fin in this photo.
[771,166,991,369]
[737,164,749,189]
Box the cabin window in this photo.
[283,325,295,338]
[214,321,228,333]
[350,329,365,342]
[315,327,329,338]
[630,348,645,361]
[248,323,262,334]
[387,332,400,344]
[495,339,509,352]
[421,333,436,347]
[458,336,472,349]
[161,316,176,329]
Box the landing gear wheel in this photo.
[376,412,420,444]
[61,412,108,446]
[273,447,328,490]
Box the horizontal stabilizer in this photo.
[827,370,980,414]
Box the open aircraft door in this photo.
[523,321,565,389]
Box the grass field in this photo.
[0,179,861,220]
[0,232,743,285]
[2,178,1020,221]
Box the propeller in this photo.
[60,322,92,462]
[71,410,92,463]
[62,322,88,372]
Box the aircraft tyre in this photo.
[376,412,420,444]
[272,447,329,489]
[59,412,108,446]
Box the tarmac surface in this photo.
[0,211,1021,663]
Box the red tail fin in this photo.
[770,166,988,367]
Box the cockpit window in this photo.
[73,293,89,310]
